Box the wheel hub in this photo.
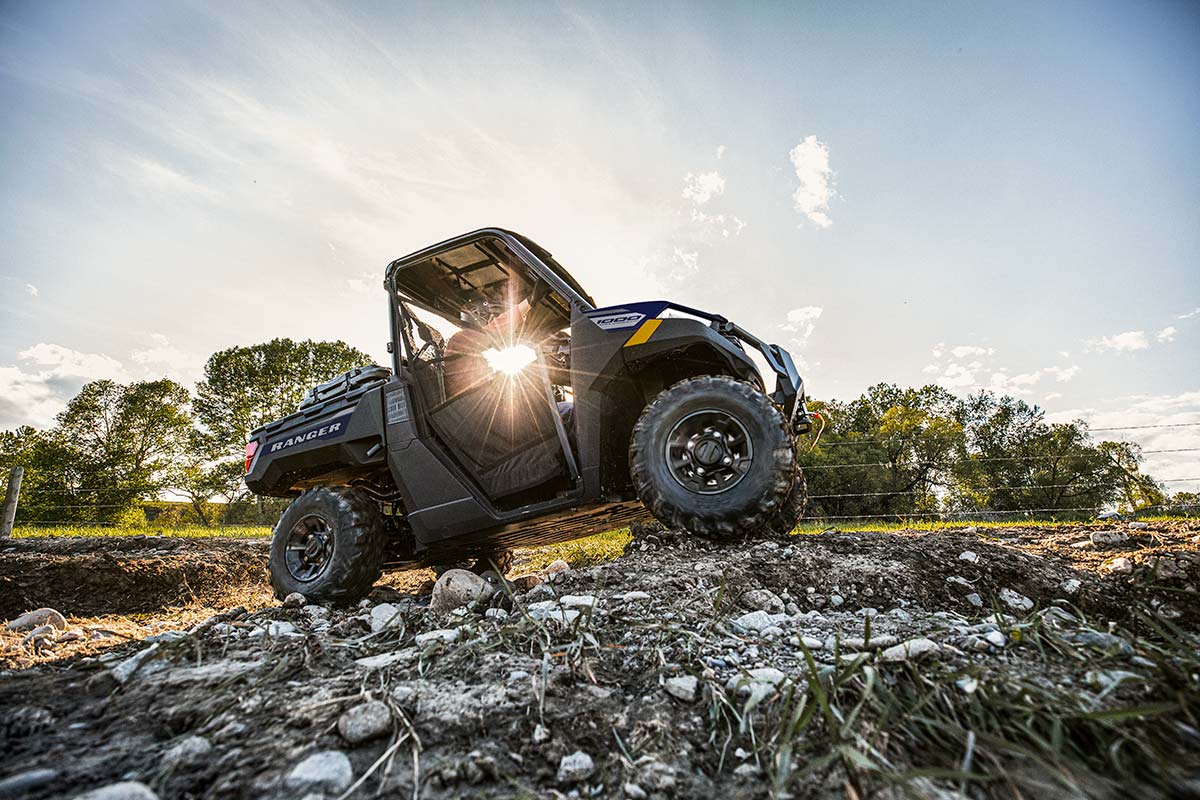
[665,409,754,495]
[284,514,334,582]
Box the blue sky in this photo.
[1,1,1197,482]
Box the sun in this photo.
[483,344,537,375]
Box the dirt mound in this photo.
[0,522,1197,799]
[0,536,269,618]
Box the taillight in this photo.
[244,440,259,473]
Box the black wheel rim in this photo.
[284,514,334,582]
[664,409,754,495]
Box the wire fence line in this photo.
[798,447,1200,470]
[814,420,1200,447]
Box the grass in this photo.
[793,513,1197,535]
[11,524,274,539]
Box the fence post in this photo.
[1,466,23,538]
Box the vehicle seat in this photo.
[426,369,565,498]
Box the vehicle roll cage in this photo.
[384,228,808,428]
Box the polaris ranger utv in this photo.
[246,228,811,603]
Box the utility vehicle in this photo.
[246,228,811,603]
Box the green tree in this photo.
[0,379,193,524]
[194,338,371,457]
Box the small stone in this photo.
[57,628,86,643]
[1102,557,1134,575]
[510,574,543,592]
[731,610,789,633]
[266,621,299,637]
[556,751,595,784]
[533,723,551,744]
[74,783,158,800]
[21,624,57,650]
[415,628,461,647]
[144,630,186,644]
[829,594,844,607]
[1090,531,1128,547]
[984,630,1006,647]
[1128,521,1149,530]
[285,751,353,793]
[5,607,67,632]
[484,607,508,620]
[958,551,979,563]
[794,635,824,650]
[621,591,651,603]
[726,667,787,694]
[525,601,581,625]
[946,576,973,591]
[664,675,698,702]
[965,593,984,608]
[337,700,392,744]
[111,644,160,685]
[879,638,940,662]
[1060,579,1082,595]
[355,650,414,669]
[733,762,760,778]
[760,625,785,638]
[430,569,495,614]
[560,595,597,609]
[623,782,648,800]
[545,559,570,574]
[370,603,401,632]
[390,684,418,706]
[998,588,1033,612]
[282,592,307,608]
[741,588,785,614]
[0,768,59,796]
[303,604,329,619]
[162,735,211,768]
[956,677,979,694]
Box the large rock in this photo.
[74,782,159,800]
[430,570,494,614]
[1090,531,1128,547]
[285,751,353,794]
[664,674,698,702]
[0,769,58,796]
[370,603,401,632]
[6,608,67,632]
[338,700,392,744]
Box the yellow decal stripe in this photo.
[623,319,663,347]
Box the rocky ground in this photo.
[1,520,1198,799]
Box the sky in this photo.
[1,0,1198,486]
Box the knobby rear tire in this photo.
[268,486,385,606]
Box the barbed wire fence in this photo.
[2,422,1198,531]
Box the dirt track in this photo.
[1,522,1198,799]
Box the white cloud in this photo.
[921,363,939,374]
[950,345,993,358]
[716,145,727,160]
[1157,325,1177,343]
[1044,392,1063,401]
[1089,330,1150,352]
[111,155,221,201]
[781,305,824,346]
[0,344,132,429]
[1044,365,1080,382]
[671,247,699,277]
[681,171,725,205]
[1046,391,1200,483]
[688,208,746,238]
[1178,307,1200,320]
[788,135,834,229]
[23,284,38,297]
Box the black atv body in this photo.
[245,228,810,602]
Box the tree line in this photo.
[0,342,1194,526]
[0,338,368,526]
